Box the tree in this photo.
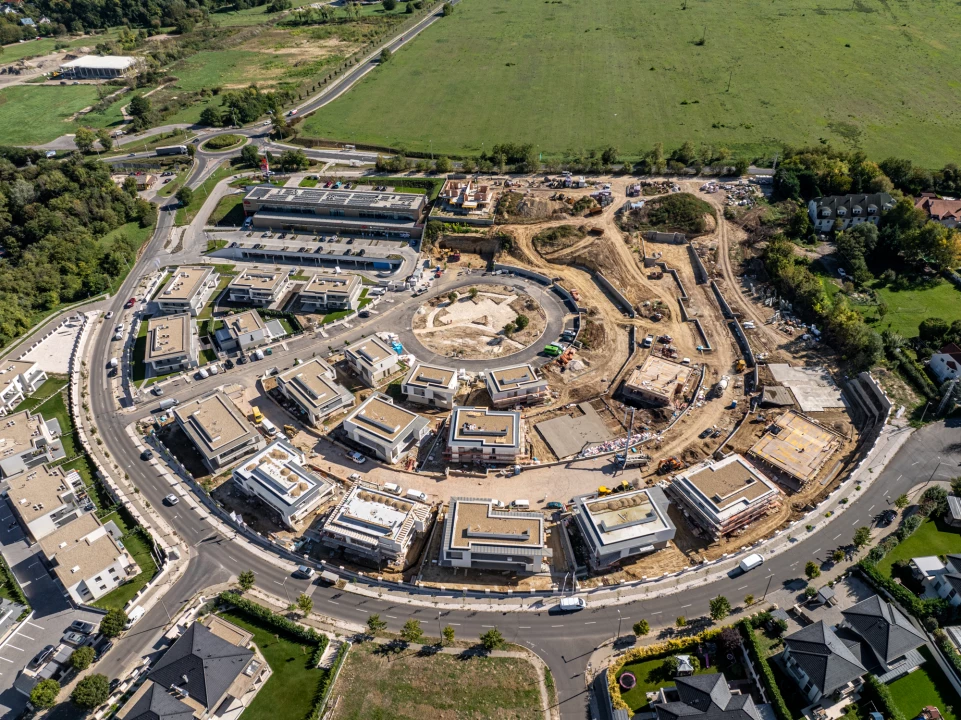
[804,586,818,599]
[366,614,387,634]
[30,679,60,710]
[238,570,255,592]
[96,128,113,152]
[469,287,479,300]
[601,146,618,165]
[380,47,392,63]
[895,494,909,510]
[70,646,96,671]
[442,625,455,645]
[200,106,223,127]
[832,548,846,563]
[71,674,110,709]
[297,593,313,616]
[633,619,650,636]
[400,618,422,644]
[447,291,458,303]
[515,314,529,330]
[382,0,397,9]
[241,144,261,168]
[952,478,961,498]
[435,156,452,173]
[676,616,687,628]
[709,595,731,621]
[175,186,194,207]
[74,126,96,154]
[805,561,822,580]
[921,485,949,516]
[278,149,309,172]
[480,627,503,651]
[772,618,789,636]
[920,317,951,346]
[442,1,453,15]
[128,95,151,119]
[123,176,139,197]
[743,594,755,606]
[503,322,516,336]
[100,608,127,638]
[718,627,741,656]
[853,526,872,550]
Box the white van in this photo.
[109,358,119,369]
[383,482,402,495]
[559,597,587,612]
[125,606,145,629]
[207,363,220,375]
[511,499,530,510]
[261,418,278,436]
[739,553,764,573]
[406,489,428,503]
[197,368,209,379]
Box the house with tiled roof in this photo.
[782,620,866,703]
[929,343,961,384]
[916,194,961,228]
[912,553,961,608]
[652,673,762,720]
[808,193,894,232]
[838,595,925,680]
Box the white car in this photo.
[115,324,125,334]
[349,451,367,464]
[164,494,179,506]
[105,311,114,319]
[113,332,123,342]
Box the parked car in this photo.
[153,386,164,396]
[95,641,114,661]
[105,311,114,319]
[293,565,314,579]
[69,620,97,634]
[349,451,367,464]
[545,501,564,510]
[29,645,55,669]
[61,631,87,646]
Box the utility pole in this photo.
[616,608,622,641]
[761,573,773,601]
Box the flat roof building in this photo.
[298,273,362,311]
[485,364,549,408]
[572,487,676,570]
[317,482,430,566]
[276,358,353,426]
[233,440,334,529]
[0,359,46,415]
[343,335,400,387]
[441,497,551,573]
[341,394,429,465]
[144,313,199,375]
[174,392,265,472]
[431,179,498,225]
[749,410,843,488]
[37,513,140,604]
[402,362,459,410]
[665,454,781,540]
[227,269,289,307]
[156,266,220,317]
[7,465,87,542]
[215,309,286,352]
[60,55,143,79]
[242,185,426,240]
[0,409,64,478]
[622,356,693,407]
[446,406,523,465]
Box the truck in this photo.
[156,145,188,156]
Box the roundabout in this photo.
[395,275,570,371]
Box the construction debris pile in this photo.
[700,181,762,208]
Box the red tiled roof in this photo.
[915,196,961,221]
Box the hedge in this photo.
[738,620,792,720]
[311,642,349,720]
[218,592,328,651]
[861,675,907,720]
[607,627,723,711]
[889,349,938,399]
[0,551,30,613]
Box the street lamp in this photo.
[281,577,291,605]
[616,608,622,641]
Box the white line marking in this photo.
[6,644,22,652]
[0,657,12,663]
[833,534,842,540]
[584,621,596,625]
[482,625,495,628]
[737,585,748,590]
[386,615,397,619]
[16,633,33,641]
[651,611,662,615]
[868,505,875,511]
[327,600,339,605]
[519,626,531,629]
[681,604,691,608]
[448,623,461,626]
[25,622,43,630]
[551,624,564,628]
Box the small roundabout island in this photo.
[200,133,247,153]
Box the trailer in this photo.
[156,145,188,156]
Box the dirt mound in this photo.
[618,192,716,236]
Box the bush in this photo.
[860,675,906,720]
[70,646,95,671]
[204,134,244,151]
[30,679,60,710]
[739,621,792,720]
[218,592,328,651]
[619,192,716,235]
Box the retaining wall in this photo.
[593,271,636,318]
[710,281,734,319]
[644,232,687,244]
[491,263,552,286]
[687,243,709,285]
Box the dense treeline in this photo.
[0,148,155,348]
[32,0,270,32]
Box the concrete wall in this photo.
[644,231,686,244]
[491,263,552,286]
[687,243,709,285]
[711,280,734,319]
[593,272,635,317]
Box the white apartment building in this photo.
[402,362,459,409]
[485,364,549,408]
[0,360,47,415]
[6,465,87,542]
[215,310,286,352]
[342,394,429,464]
[174,392,265,471]
[343,336,400,387]
[144,313,199,374]
[298,273,362,311]
[232,440,334,529]
[275,358,354,426]
[156,266,220,316]
[441,497,551,572]
[445,406,522,464]
[227,270,289,306]
[37,513,140,604]
[0,410,65,479]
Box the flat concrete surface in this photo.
[19,313,89,374]
[768,364,846,413]
[535,403,612,459]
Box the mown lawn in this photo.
[216,609,327,720]
[330,642,542,720]
[176,163,241,225]
[209,193,247,227]
[876,516,961,576]
[854,279,961,340]
[0,85,108,145]
[303,0,961,165]
[887,647,961,720]
[92,522,159,612]
[616,656,717,714]
[13,387,79,458]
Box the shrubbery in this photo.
[738,620,792,720]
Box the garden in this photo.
[886,648,961,720]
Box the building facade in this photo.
[298,273,362,311]
[441,497,551,572]
[621,356,693,407]
[402,362,459,409]
[445,406,522,464]
[915,194,961,228]
[275,358,354,426]
[174,392,265,472]
[227,270,289,306]
[0,360,47,415]
[156,266,220,316]
[808,193,895,232]
[0,410,64,478]
[6,465,87,541]
[485,365,549,408]
[60,55,144,79]
[215,310,286,352]
[144,313,199,374]
[341,394,429,464]
[343,336,400,387]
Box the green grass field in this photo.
[0,85,106,145]
[616,657,717,714]
[887,647,961,720]
[876,517,961,575]
[176,163,241,225]
[853,279,961,339]
[303,0,961,164]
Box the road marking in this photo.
[584,621,596,625]
[868,505,875,511]
[27,562,39,569]
[519,626,531,629]
[0,657,12,663]
[482,625,495,628]
[853,519,860,525]
[681,604,691,608]
[226,555,237,563]
[811,548,820,554]
[737,585,748,590]
[25,622,43,630]
[833,533,842,540]
[448,623,461,626]
[551,624,564,628]
[273,581,283,585]
[386,615,397,619]
[6,644,22,652]
[327,600,339,605]
[16,633,33,641]
[20,581,30,588]
[651,611,662,615]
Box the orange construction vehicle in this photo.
[657,456,684,474]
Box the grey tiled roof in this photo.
[655,675,761,720]
[944,573,961,596]
[841,595,925,665]
[148,622,253,712]
[783,621,866,695]
[122,683,195,720]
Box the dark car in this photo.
[140,449,154,461]
[879,509,897,526]
[29,645,55,670]
[125,297,137,309]
[69,620,97,634]
[237,355,248,365]
[699,428,713,439]
[545,501,564,510]
[223,359,234,370]
[96,641,114,661]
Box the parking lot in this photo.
[0,500,104,717]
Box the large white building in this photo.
[0,359,46,415]
[156,266,220,316]
[298,273,362,311]
[343,336,400,387]
[317,483,431,565]
[144,313,199,375]
[402,362,459,409]
[485,364,549,408]
[275,358,354,426]
[174,392,265,472]
[215,309,286,352]
[227,269,289,306]
[341,394,429,464]
[6,465,87,542]
[445,406,522,465]
[37,513,140,604]
[0,409,65,479]
[59,55,144,79]
[232,440,334,529]
[440,497,551,573]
